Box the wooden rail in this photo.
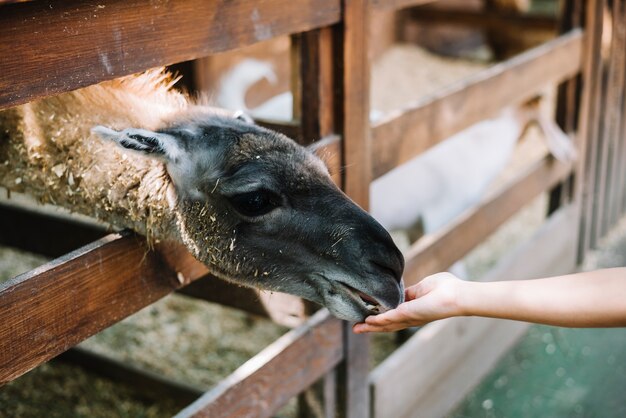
[371,30,583,179]
[0,233,195,384]
[0,0,341,110]
[175,310,342,418]
[409,8,558,32]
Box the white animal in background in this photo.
[217,58,384,122]
[369,101,576,277]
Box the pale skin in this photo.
[353,268,626,333]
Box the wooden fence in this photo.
[0,0,623,416]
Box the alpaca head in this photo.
[92,109,404,321]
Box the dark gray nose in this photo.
[365,222,405,284]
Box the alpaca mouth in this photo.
[337,282,390,315]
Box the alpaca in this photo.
[0,70,404,322]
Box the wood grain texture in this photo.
[578,0,607,255]
[602,0,626,232]
[296,28,337,145]
[340,0,371,210]
[403,155,573,285]
[371,204,579,418]
[0,0,341,110]
[371,30,583,179]
[335,2,371,417]
[174,310,343,418]
[410,8,558,31]
[0,232,187,384]
[371,0,437,11]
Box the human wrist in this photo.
[454,279,477,317]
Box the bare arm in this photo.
[353,268,626,333]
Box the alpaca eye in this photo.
[228,190,282,217]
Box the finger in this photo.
[405,281,431,301]
[354,320,415,333]
[364,308,410,325]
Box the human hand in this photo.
[353,272,465,333]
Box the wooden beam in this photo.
[0,0,341,110]
[174,310,343,418]
[0,201,107,258]
[409,8,558,32]
[179,277,311,328]
[609,0,626,226]
[371,30,583,179]
[55,347,204,405]
[0,232,206,385]
[578,0,608,254]
[335,1,371,417]
[603,0,626,233]
[294,28,337,145]
[404,155,573,285]
[370,204,579,418]
[371,0,437,12]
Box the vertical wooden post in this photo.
[604,0,626,230]
[336,1,371,418]
[548,0,584,215]
[577,0,606,258]
[295,28,337,145]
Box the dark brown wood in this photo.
[409,8,558,32]
[403,155,573,285]
[371,30,583,179]
[0,0,341,110]
[179,277,311,328]
[371,0,437,11]
[0,232,198,385]
[340,0,372,209]
[256,119,302,140]
[174,310,343,418]
[295,28,337,145]
[335,2,371,418]
[55,347,204,405]
[0,202,107,258]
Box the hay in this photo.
[0,70,184,242]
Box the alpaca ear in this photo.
[92,126,182,162]
[233,110,255,125]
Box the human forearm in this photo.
[458,268,626,327]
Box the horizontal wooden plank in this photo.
[0,0,341,109]
[0,232,209,385]
[0,201,108,258]
[179,277,312,328]
[371,0,438,11]
[404,154,573,286]
[371,30,583,179]
[370,204,579,418]
[175,309,343,418]
[55,347,204,405]
[410,8,558,31]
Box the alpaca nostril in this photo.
[370,258,403,283]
